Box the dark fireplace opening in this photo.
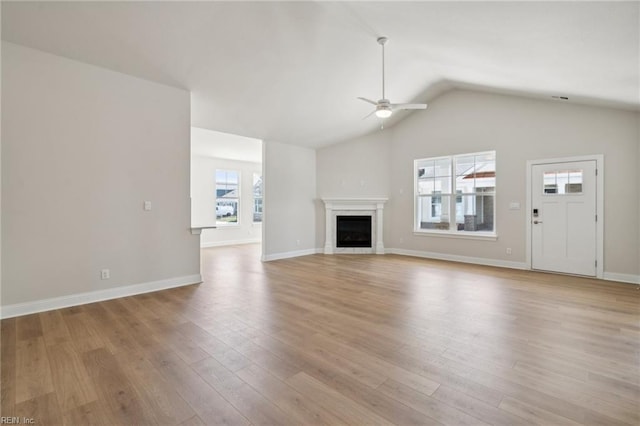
[336,215,372,248]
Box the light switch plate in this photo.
[509,202,521,210]
[144,201,152,211]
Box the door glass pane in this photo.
[543,170,582,195]
[566,170,583,193]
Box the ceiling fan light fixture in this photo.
[375,106,392,118]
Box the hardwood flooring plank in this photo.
[62,400,111,426]
[287,372,394,425]
[114,352,195,425]
[263,333,443,425]
[15,337,55,404]
[61,312,106,354]
[39,310,72,347]
[309,332,441,396]
[432,385,531,426]
[14,392,61,426]
[236,363,346,425]
[587,371,640,402]
[192,356,292,425]
[377,378,490,426]
[149,349,250,425]
[81,347,149,424]
[16,314,43,341]
[179,415,208,426]
[1,318,17,417]
[499,396,584,426]
[46,341,98,412]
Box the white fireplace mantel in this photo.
[322,198,387,255]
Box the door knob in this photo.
[533,220,543,224]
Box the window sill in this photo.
[413,230,498,241]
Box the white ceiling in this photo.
[3,1,638,148]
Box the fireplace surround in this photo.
[322,198,387,254]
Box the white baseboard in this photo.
[603,272,640,285]
[389,248,639,285]
[387,248,528,270]
[262,248,321,262]
[0,274,202,319]
[201,238,261,248]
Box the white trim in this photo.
[262,248,321,262]
[413,230,498,241]
[201,238,261,248]
[387,248,527,270]
[603,272,640,285]
[526,155,604,279]
[389,248,637,285]
[0,274,202,319]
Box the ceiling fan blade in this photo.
[362,109,376,120]
[357,97,378,106]
[392,103,428,110]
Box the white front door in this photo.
[531,160,597,276]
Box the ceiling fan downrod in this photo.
[378,36,388,101]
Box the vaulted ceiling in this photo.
[3,1,638,148]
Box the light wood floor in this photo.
[1,244,639,425]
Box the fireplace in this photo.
[322,198,387,255]
[336,216,372,248]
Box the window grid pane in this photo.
[416,151,495,233]
[253,173,263,223]
[216,170,239,224]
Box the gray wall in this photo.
[2,42,200,307]
[263,141,316,259]
[317,89,640,278]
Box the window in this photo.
[216,170,239,225]
[253,173,263,223]
[415,151,495,235]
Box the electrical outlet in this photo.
[506,248,512,255]
[296,239,301,246]
[143,201,152,211]
[100,269,110,280]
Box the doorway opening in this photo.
[190,127,263,255]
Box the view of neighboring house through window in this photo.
[253,173,263,223]
[216,170,239,225]
[415,151,496,234]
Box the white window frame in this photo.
[414,151,497,241]
[215,169,240,227]
[252,172,263,224]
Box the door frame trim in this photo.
[525,155,604,278]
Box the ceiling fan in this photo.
[358,37,427,119]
